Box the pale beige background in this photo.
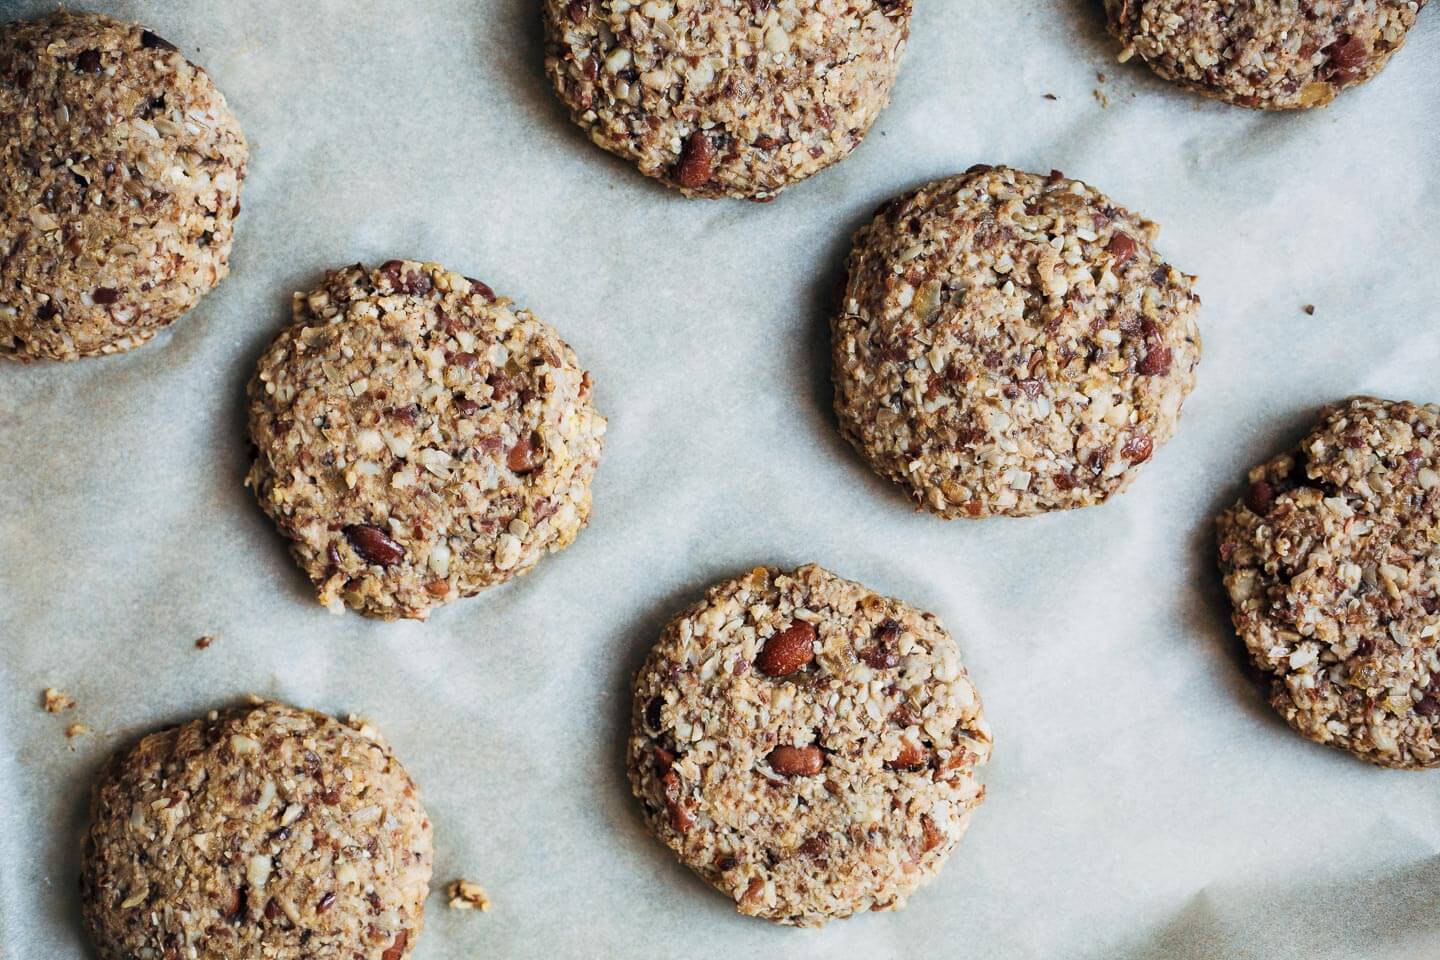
[2,1,1438,957]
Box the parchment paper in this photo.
[2,1,1438,957]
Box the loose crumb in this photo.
[195,634,215,650]
[1096,71,1107,83]
[446,879,492,912]
[1303,304,1316,316]
[43,687,75,713]
[66,723,90,740]
[1093,89,1110,108]
[1043,92,1057,100]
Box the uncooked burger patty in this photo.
[80,701,433,960]
[543,0,912,199]
[0,11,247,361]
[1104,0,1429,109]
[832,165,1201,518]
[1217,397,1440,769]
[628,564,992,926]
[247,260,607,620]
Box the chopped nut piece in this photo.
[754,621,816,677]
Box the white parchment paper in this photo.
[2,1,1439,957]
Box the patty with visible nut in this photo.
[543,0,912,200]
[0,11,247,361]
[1217,397,1440,769]
[1104,0,1429,109]
[81,701,433,960]
[832,165,1201,518]
[246,260,606,620]
[628,564,992,926]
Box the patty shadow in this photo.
[798,179,943,516]
[220,270,334,615]
[1061,0,1118,58]
[46,699,257,960]
[599,567,772,919]
[488,0,676,200]
[1054,0,1232,113]
[1188,400,1354,741]
[45,748,107,960]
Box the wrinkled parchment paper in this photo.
[3,2,1438,957]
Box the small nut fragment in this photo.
[343,524,405,567]
[507,434,544,474]
[768,744,824,777]
[885,737,928,770]
[1107,233,1137,266]
[140,29,178,52]
[380,930,409,960]
[860,619,900,668]
[1244,480,1274,515]
[663,769,695,832]
[755,621,816,677]
[920,814,945,852]
[675,131,715,189]
[1122,433,1153,464]
[1137,345,1172,377]
[465,277,496,301]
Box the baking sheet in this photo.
[2,1,1438,957]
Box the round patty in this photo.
[832,165,1201,518]
[628,564,992,926]
[543,0,912,199]
[80,701,433,960]
[246,260,607,621]
[1104,0,1429,109]
[0,11,247,361]
[1217,397,1440,769]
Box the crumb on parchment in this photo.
[446,880,492,912]
[43,688,75,713]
